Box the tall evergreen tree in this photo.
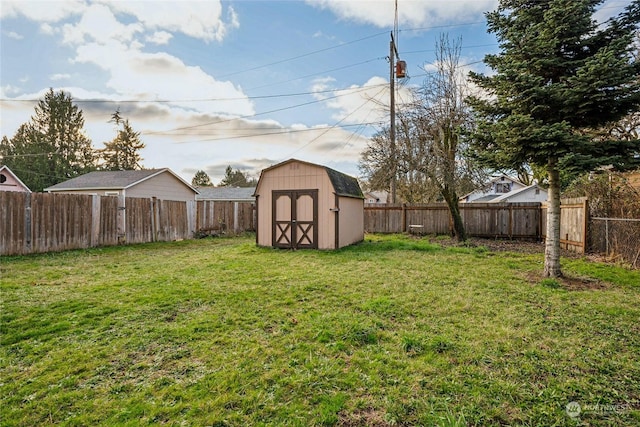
[31,88,95,182]
[100,112,145,171]
[192,170,213,187]
[218,165,257,187]
[468,0,640,277]
[0,89,95,191]
[0,125,52,191]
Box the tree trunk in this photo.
[443,186,467,242]
[544,159,562,278]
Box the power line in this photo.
[0,83,382,104]
[144,84,387,135]
[282,86,388,160]
[246,57,386,92]
[216,31,389,79]
[169,121,384,145]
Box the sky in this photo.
[0,0,629,185]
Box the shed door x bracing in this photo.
[272,190,318,249]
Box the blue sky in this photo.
[0,0,628,184]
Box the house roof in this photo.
[470,194,501,202]
[196,186,256,201]
[488,174,522,184]
[491,184,546,203]
[44,168,198,193]
[0,165,31,192]
[258,159,363,199]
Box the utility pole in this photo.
[390,31,398,204]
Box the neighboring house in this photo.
[253,158,364,250]
[489,183,548,203]
[196,186,256,202]
[44,168,198,201]
[0,165,31,193]
[364,190,389,204]
[460,175,547,203]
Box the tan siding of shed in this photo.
[338,196,364,247]
[256,161,337,249]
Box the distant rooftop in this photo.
[44,169,197,193]
[196,186,256,201]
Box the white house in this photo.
[461,175,548,203]
[364,190,389,204]
[0,165,31,193]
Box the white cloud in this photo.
[306,0,497,28]
[6,31,23,40]
[312,76,411,126]
[72,41,254,117]
[1,84,23,96]
[104,0,237,42]
[146,31,173,45]
[310,76,336,100]
[62,3,142,45]
[0,0,86,22]
[40,23,56,35]
[50,73,71,81]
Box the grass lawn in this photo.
[1,234,639,426]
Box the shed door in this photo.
[272,190,318,249]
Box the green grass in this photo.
[1,234,639,426]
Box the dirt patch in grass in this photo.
[337,407,389,427]
[523,271,611,291]
[560,275,611,290]
[422,235,546,254]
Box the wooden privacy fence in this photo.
[0,192,255,256]
[366,199,589,253]
[365,202,543,239]
[541,198,588,253]
[1,192,588,256]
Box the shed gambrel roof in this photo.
[258,159,363,199]
[324,165,363,199]
[44,168,198,193]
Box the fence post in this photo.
[187,200,196,238]
[402,203,407,233]
[117,194,126,244]
[605,218,609,256]
[91,195,100,247]
[582,198,589,254]
[150,197,156,242]
[152,197,161,241]
[508,204,513,239]
[25,192,32,253]
[233,202,239,233]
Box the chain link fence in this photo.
[589,217,640,269]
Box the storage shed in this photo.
[254,159,364,249]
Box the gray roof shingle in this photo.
[196,186,256,201]
[324,166,363,199]
[45,169,166,191]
